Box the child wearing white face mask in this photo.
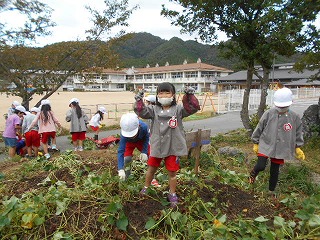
[250,87,305,198]
[134,82,200,208]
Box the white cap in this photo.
[274,87,293,107]
[15,105,26,114]
[12,101,21,107]
[98,106,107,114]
[69,98,79,105]
[30,107,40,113]
[144,95,156,103]
[120,113,139,138]
[41,99,50,106]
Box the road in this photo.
[0,97,318,160]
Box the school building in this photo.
[216,63,319,91]
[60,59,233,93]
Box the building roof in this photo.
[132,62,233,74]
[217,65,318,82]
[91,62,233,75]
[285,79,320,86]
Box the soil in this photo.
[0,149,296,239]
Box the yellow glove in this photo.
[295,148,305,161]
[253,144,259,155]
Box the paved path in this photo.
[0,98,317,160]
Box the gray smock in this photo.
[134,104,197,158]
[66,108,89,133]
[251,108,304,160]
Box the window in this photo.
[154,73,164,79]
[171,72,183,78]
[185,71,197,78]
[201,71,216,77]
[117,84,124,88]
[135,75,143,79]
[101,74,109,80]
[144,74,152,79]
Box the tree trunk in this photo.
[240,65,254,135]
[257,66,270,119]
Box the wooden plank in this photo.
[186,129,211,148]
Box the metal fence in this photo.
[82,87,320,119]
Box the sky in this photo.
[32,0,226,46]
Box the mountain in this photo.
[113,32,302,70]
[114,32,237,69]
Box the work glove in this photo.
[139,153,148,161]
[295,148,305,161]
[134,89,145,101]
[253,144,259,155]
[118,169,126,180]
[184,86,196,95]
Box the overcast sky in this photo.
[33,0,228,46]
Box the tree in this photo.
[162,0,320,132]
[0,0,137,109]
[0,0,55,46]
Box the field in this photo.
[0,91,219,131]
[0,129,320,239]
[0,91,137,131]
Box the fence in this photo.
[82,87,320,120]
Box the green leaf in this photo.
[34,216,45,226]
[255,216,269,222]
[171,212,182,221]
[274,216,285,227]
[308,215,320,227]
[55,200,67,215]
[145,218,156,229]
[116,216,128,231]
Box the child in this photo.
[28,99,61,159]
[117,113,150,180]
[6,100,21,119]
[250,87,305,197]
[66,98,89,151]
[3,105,26,158]
[22,107,41,157]
[134,82,200,208]
[89,106,107,140]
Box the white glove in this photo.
[139,153,148,161]
[118,169,126,180]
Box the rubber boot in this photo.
[124,156,133,178]
[94,135,98,141]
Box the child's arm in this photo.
[51,111,61,128]
[295,115,304,147]
[133,91,154,119]
[117,137,127,170]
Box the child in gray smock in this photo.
[249,87,305,197]
[134,82,200,208]
[66,98,89,151]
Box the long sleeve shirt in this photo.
[251,107,304,160]
[117,120,149,170]
[66,108,89,133]
[134,98,199,158]
[22,114,38,134]
[29,111,61,134]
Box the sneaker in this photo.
[167,193,178,208]
[151,179,161,188]
[249,175,256,184]
[74,147,78,151]
[139,187,148,197]
[44,153,51,159]
[78,146,83,151]
[51,145,59,151]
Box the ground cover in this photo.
[0,130,320,239]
